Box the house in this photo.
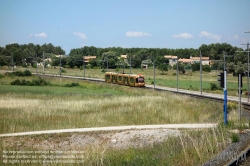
[178,58,191,65]
[120,54,127,59]
[178,57,210,66]
[83,56,96,64]
[141,59,152,69]
[190,56,210,65]
[164,55,178,66]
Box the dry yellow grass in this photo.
[0,89,222,134]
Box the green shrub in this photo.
[210,83,219,91]
[61,69,67,73]
[231,133,239,143]
[64,82,80,87]
[21,63,28,67]
[13,71,24,76]
[23,70,32,76]
[11,79,22,85]
[32,77,50,86]
[227,102,237,111]
[10,77,50,86]
[0,74,4,79]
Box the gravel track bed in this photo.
[202,129,250,166]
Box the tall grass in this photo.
[0,73,244,165]
[0,87,223,134]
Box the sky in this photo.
[1,0,250,54]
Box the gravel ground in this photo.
[202,129,250,166]
[2,129,181,151]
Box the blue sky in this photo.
[1,0,250,54]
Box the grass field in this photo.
[0,69,248,165]
[0,65,247,97]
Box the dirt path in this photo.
[0,123,217,137]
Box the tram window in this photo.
[138,77,144,82]
[130,78,134,83]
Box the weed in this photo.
[231,133,239,143]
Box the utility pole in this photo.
[239,42,250,102]
[153,55,155,89]
[106,55,108,71]
[176,55,179,91]
[200,50,202,95]
[130,54,132,74]
[223,51,228,125]
[11,52,14,72]
[60,54,62,78]
[43,51,45,74]
[248,42,249,102]
[36,53,38,73]
[83,55,85,78]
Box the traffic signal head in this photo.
[217,72,224,88]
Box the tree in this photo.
[173,63,185,73]
[191,63,200,71]
[101,52,118,69]
[227,62,235,73]
[202,65,211,72]
[158,63,168,74]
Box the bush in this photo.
[13,71,24,76]
[21,63,28,67]
[210,83,219,91]
[23,70,32,76]
[11,70,32,77]
[61,69,67,73]
[0,74,4,79]
[203,65,211,72]
[64,82,80,87]
[10,77,50,86]
[11,79,22,85]
[227,102,237,111]
[231,133,239,143]
[32,77,50,86]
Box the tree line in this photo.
[0,42,248,75]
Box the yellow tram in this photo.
[105,72,145,87]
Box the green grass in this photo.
[1,66,247,97]
[0,74,224,134]
[0,69,249,166]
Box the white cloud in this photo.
[126,31,152,37]
[199,31,221,41]
[73,32,87,39]
[172,33,193,39]
[228,35,239,40]
[30,32,48,38]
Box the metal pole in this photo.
[83,55,85,78]
[43,51,45,74]
[60,54,62,78]
[106,56,108,71]
[36,53,38,73]
[200,50,202,95]
[224,70,228,124]
[239,74,242,121]
[11,52,14,72]
[153,55,155,89]
[177,55,179,91]
[130,54,132,74]
[223,51,226,71]
[244,31,249,101]
[247,43,249,102]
